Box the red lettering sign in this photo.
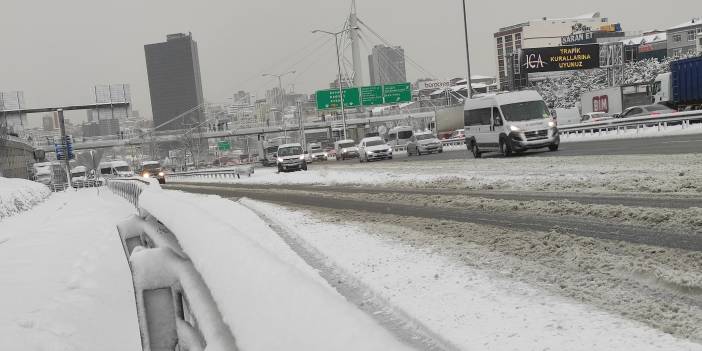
[592,95,609,113]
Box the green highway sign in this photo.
[316,82,412,110]
[360,85,384,106]
[217,141,231,151]
[316,88,361,110]
[383,83,412,104]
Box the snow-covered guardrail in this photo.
[168,164,255,182]
[559,110,702,135]
[392,138,466,152]
[109,179,238,351]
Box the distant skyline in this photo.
[1,0,699,128]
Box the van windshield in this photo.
[501,101,551,122]
[278,146,302,157]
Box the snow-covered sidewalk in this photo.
[0,189,140,350]
[242,199,702,351]
[0,177,51,220]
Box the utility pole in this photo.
[312,26,359,140]
[56,109,72,188]
[350,0,364,87]
[461,0,473,99]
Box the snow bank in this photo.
[0,177,50,220]
[138,187,412,351]
[243,199,702,351]
[0,189,140,350]
[173,153,702,194]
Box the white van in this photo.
[99,161,134,178]
[386,126,414,147]
[464,91,559,158]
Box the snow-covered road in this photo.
[241,198,702,350]
[0,189,140,350]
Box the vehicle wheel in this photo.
[439,149,443,153]
[302,164,308,171]
[417,148,422,156]
[549,144,559,152]
[388,156,393,160]
[500,138,513,157]
[277,165,283,173]
[471,142,482,159]
[360,156,364,163]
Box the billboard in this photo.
[521,44,600,74]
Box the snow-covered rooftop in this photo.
[622,33,667,45]
[668,17,702,30]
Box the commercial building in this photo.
[494,12,619,89]
[667,18,702,57]
[42,114,57,131]
[368,45,407,86]
[144,33,205,131]
[622,32,667,62]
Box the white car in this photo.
[276,143,308,172]
[335,139,359,160]
[307,143,327,162]
[359,137,393,162]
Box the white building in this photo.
[493,12,618,88]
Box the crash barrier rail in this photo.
[167,164,255,182]
[110,179,238,351]
[559,110,702,135]
[392,137,466,152]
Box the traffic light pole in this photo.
[56,109,72,188]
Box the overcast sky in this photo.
[1,0,699,126]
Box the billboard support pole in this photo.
[461,0,473,99]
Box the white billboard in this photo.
[418,80,451,91]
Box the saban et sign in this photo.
[521,44,600,74]
[561,31,594,45]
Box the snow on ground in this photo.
[0,189,140,350]
[0,177,51,220]
[174,152,702,194]
[243,199,702,351]
[139,188,413,351]
[561,123,702,143]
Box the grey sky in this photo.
[1,0,699,127]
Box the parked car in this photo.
[359,137,393,162]
[618,104,676,118]
[307,143,327,162]
[449,129,465,140]
[276,143,307,172]
[407,132,443,156]
[334,139,359,160]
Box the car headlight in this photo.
[510,125,521,132]
[367,151,373,155]
[342,148,347,153]
[158,172,165,177]
[548,121,556,128]
[277,157,283,163]
[299,155,305,160]
[387,149,393,153]
[143,172,150,178]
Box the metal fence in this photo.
[167,165,255,182]
[559,110,702,135]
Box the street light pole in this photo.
[312,26,359,141]
[461,0,473,99]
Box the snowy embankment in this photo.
[0,177,50,220]
[139,187,413,351]
[561,122,702,143]
[242,199,702,351]
[174,153,702,194]
[0,189,140,350]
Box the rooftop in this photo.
[668,18,702,30]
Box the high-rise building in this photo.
[42,115,55,131]
[367,45,407,86]
[144,33,204,131]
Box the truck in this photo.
[652,56,702,110]
[257,136,291,167]
[580,83,652,116]
[432,105,463,139]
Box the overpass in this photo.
[39,110,436,153]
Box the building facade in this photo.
[494,12,618,89]
[144,33,205,131]
[368,45,407,86]
[667,18,702,57]
[0,91,28,136]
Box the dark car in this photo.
[140,161,166,184]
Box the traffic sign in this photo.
[218,141,231,151]
[383,83,412,104]
[316,88,361,110]
[360,85,384,106]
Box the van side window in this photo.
[464,108,492,126]
[492,107,503,126]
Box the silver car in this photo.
[407,133,443,156]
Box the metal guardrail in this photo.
[108,179,239,351]
[559,110,702,135]
[391,138,465,152]
[168,165,255,182]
